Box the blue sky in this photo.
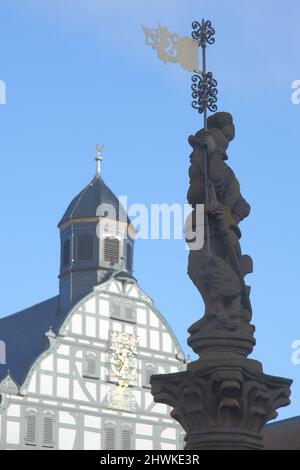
[0,0,300,421]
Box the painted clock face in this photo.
[110,332,138,387]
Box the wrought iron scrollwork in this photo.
[191,20,215,47]
[191,72,218,114]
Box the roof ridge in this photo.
[69,177,98,221]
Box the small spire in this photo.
[95,144,105,178]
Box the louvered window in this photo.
[43,414,55,448]
[62,239,70,266]
[122,428,132,450]
[77,234,93,261]
[104,237,120,265]
[25,413,37,446]
[105,426,116,450]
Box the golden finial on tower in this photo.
[95,144,105,177]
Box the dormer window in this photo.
[77,234,93,261]
[104,237,120,266]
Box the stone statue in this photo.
[186,112,256,356]
[188,112,255,353]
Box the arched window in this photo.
[83,352,99,379]
[77,234,93,261]
[104,237,120,265]
[126,243,133,271]
[62,239,70,267]
[24,410,37,446]
[42,412,55,448]
[144,363,157,388]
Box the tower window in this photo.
[104,237,120,265]
[77,234,93,261]
[62,239,70,267]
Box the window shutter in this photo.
[125,305,135,322]
[43,415,55,448]
[122,428,132,450]
[62,239,70,266]
[104,237,120,265]
[25,414,37,446]
[111,301,122,319]
[105,426,116,450]
[77,234,93,261]
[126,243,132,271]
[84,353,98,378]
[86,356,96,376]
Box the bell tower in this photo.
[58,147,136,313]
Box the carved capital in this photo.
[151,359,292,450]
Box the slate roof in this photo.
[0,297,59,387]
[0,271,121,389]
[58,176,129,226]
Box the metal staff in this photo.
[191,19,218,256]
[190,22,252,314]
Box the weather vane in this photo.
[191,19,218,130]
[142,19,218,254]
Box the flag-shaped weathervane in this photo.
[143,19,219,258]
[142,19,218,128]
[142,24,199,73]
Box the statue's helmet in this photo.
[207,112,235,142]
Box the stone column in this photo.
[151,114,292,450]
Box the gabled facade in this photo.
[0,163,186,450]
